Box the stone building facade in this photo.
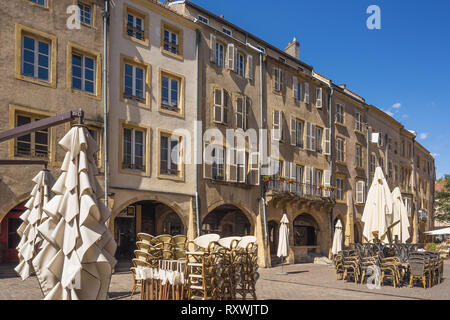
[0,0,105,262]
[0,0,437,266]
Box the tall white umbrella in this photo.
[15,170,54,283]
[40,126,117,300]
[276,214,289,274]
[362,167,393,244]
[391,187,410,243]
[332,220,343,255]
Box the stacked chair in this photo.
[408,251,443,288]
[131,232,260,300]
[334,243,444,289]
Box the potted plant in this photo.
[262,175,272,183]
[277,176,286,182]
[286,178,295,184]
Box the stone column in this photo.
[187,197,197,241]
[256,200,270,268]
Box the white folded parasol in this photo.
[362,167,393,244]
[40,125,117,300]
[15,170,54,283]
[391,187,410,243]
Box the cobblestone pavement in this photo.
[1,261,449,300]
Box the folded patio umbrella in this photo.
[15,170,54,282]
[362,167,393,244]
[332,220,343,255]
[277,214,289,259]
[40,126,117,300]
[391,187,410,243]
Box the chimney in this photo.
[284,37,300,60]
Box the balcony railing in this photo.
[264,178,334,199]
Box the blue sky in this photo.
[190,0,450,178]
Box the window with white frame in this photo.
[336,138,345,162]
[355,112,363,132]
[235,96,249,130]
[213,88,228,124]
[388,161,393,178]
[228,148,246,183]
[78,1,93,26]
[161,74,180,112]
[356,144,363,168]
[198,15,209,24]
[127,13,144,40]
[273,67,282,92]
[222,27,232,36]
[215,42,225,67]
[248,152,259,185]
[212,146,225,180]
[236,52,245,77]
[72,52,95,94]
[124,63,145,102]
[356,181,365,204]
[315,127,323,153]
[336,103,344,124]
[160,135,180,176]
[22,35,50,81]
[122,127,145,171]
[290,117,303,148]
[305,122,316,151]
[336,177,345,201]
[163,28,179,55]
[315,169,323,188]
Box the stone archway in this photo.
[113,199,185,261]
[267,220,278,255]
[293,213,320,246]
[202,204,253,237]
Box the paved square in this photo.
[0,261,449,300]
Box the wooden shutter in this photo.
[305,122,311,150]
[213,88,222,122]
[244,97,250,130]
[310,124,316,152]
[356,181,365,203]
[293,76,298,98]
[323,170,331,197]
[304,82,310,103]
[290,116,296,146]
[316,87,322,108]
[324,128,331,155]
[246,55,253,80]
[305,166,311,195]
[223,90,228,124]
[227,148,237,182]
[226,43,235,70]
[236,97,243,129]
[210,34,216,63]
[273,68,279,91]
[203,141,212,179]
[272,110,281,141]
[279,69,284,91]
[237,150,246,183]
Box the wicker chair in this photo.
[185,234,221,300]
[137,233,158,245]
[342,250,361,284]
[408,252,432,288]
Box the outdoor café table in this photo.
[140,259,186,300]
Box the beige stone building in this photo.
[106,0,199,260]
[0,0,437,266]
[0,0,106,262]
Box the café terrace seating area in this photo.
[130,233,260,300]
[334,243,444,289]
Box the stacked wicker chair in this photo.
[234,236,258,300]
[185,234,221,300]
[217,237,242,300]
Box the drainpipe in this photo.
[194,28,201,237]
[102,0,110,208]
[412,136,419,243]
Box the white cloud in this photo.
[431,153,439,158]
[419,133,428,140]
[392,103,401,109]
[401,114,409,119]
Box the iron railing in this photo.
[264,178,334,199]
